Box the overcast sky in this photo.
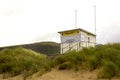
[0,0,120,47]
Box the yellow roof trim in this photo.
[58,28,96,36]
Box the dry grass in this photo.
[1,69,120,80]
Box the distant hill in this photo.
[0,41,60,55]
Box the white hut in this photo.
[58,28,96,54]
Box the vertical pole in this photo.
[94,5,96,35]
[75,10,77,28]
[61,44,63,54]
[94,0,97,45]
[79,31,81,50]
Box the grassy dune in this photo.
[0,43,120,79]
[0,47,51,79]
[52,43,120,79]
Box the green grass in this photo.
[1,43,120,79]
[0,41,60,55]
[52,43,120,79]
[23,41,60,55]
[0,47,51,79]
[97,60,118,79]
[52,50,85,71]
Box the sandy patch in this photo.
[28,69,97,80]
[0,69,120,80]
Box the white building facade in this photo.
[58,28,96,54]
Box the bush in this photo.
[52,43,120,78]
[52,50,85,71]
[88,56,99,71]
[0,47,51,78]
[58,61,73,70]
[97,60,118,79]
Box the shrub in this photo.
[52,50,85,70]
[0,47,51,78]
[88,56,99,71]
[58,61,74,70]
[52,43,120,78]
[97,60,118,79]
[52,55,66,66]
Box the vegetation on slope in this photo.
[0,41,60,55]
[23,41,60,55]
[1,43,120,79]
[0,47,51,79]
[52,43,120,79]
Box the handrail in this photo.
[62,41,96,53]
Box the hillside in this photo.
[0,43,120,80]
[0,41,60,55]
